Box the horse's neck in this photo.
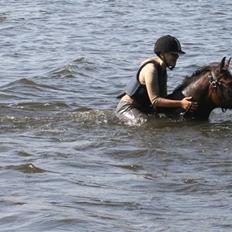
[182,72,216,119]
[182,73,209,100]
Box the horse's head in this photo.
[208,57,232,109]
[165,57,232,120]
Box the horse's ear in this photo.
[225,57,231,69]
[220,57,226,71]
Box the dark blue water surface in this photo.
[1,0,232,231]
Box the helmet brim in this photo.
[169,50,185,55]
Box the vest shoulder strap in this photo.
[116,60,160,99]
[136,60,160,80]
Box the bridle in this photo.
[208,70,220,88]
[208,69,231,112]
[180,57,232,118]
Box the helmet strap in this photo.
[159,54,175,70]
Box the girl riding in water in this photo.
[115,35,198,125]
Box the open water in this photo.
[1,0,232,231]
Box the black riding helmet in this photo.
[154,35,185,55]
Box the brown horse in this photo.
[158,57,232,120]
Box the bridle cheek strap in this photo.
[208,71,228,112]
[208,71,220,88]
[159,54,175,70]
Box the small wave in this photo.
[0,199,25,207]
[0,78,68,104]
[69,110,114,124]
[48,57,96,79]
[50,63,79,79]
[1,78,62,93]
[112,164,144,171]
[0,16,7,22]
[15,101,69,111]
[0,109,115,130]
[6,163,47,173]
[17,151,33,157]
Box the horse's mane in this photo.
[174,66,211,92]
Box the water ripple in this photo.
[4,163,47,173]
[1,0,232,231]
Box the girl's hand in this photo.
[181,97,198,112]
